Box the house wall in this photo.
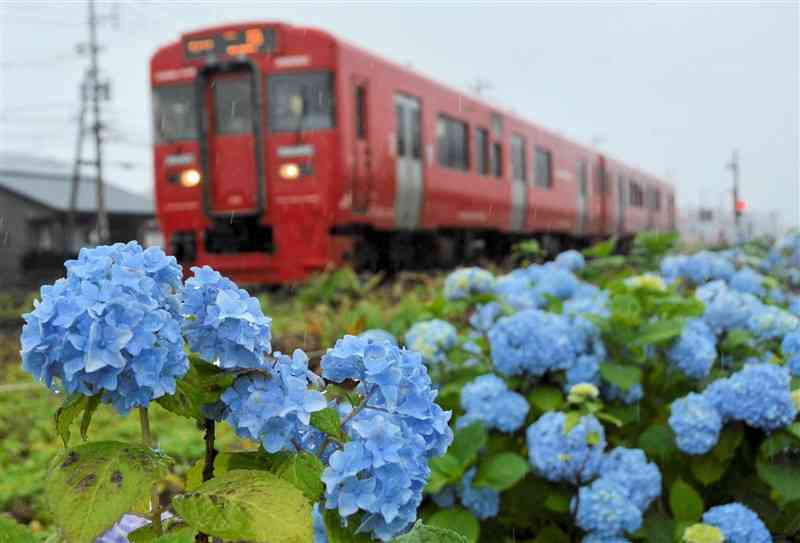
[0,187,57,286]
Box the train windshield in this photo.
[152,85,197,143]
[267,71,335,132]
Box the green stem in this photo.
[195,419,217,543]
[138,407,163,536]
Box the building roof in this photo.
[0,152,153,215]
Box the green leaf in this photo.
[46,440,172,543]
[756,455,800,502]
[0,514,38,543]
[563,412,582,434]
[543,487,572,513]
[186,451,272,491]
[473,452,529,491]
[448,422,487,468]
[392,521,469,543]
[690,454,729,486]
[633,318,686,347]
[669,479,704,522]
[532,525,570,543]
[527,386,564,414]
[322,509,373,543]
[641,513,677,543]
[583,237,617,258]
[599,362,642,392]
[172,469,312,543]
[426,510,479,543]
[55,394,101,448]
[267,451,325,502]
[156,355,236,421]
[426,453,464,494]
[720,329,754,352]
[128,522,197,543]
[311,407,346,442]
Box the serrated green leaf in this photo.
[473,452,529,491]
[527,386,564,414]
[638,425,677,463]
[690,454,729,486]
[79,395,101,442]
[633,318,686,347]
[55,394,100,448]
[322,509,373,543]
[448,422,487,468]
[156,355,236,421]
[173,469,312,543]
[311,407,345,442]
[46,440,172,543]
[185,451,272,491]
[599,362,642,392]
[426,510,479,543]
[128,521,197,543]
[267,451,324,502]
[426,453,464,494]
[756,455,800,502]
[669,479,704,522]
[392,521,469,543]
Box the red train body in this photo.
[150,21,676,284]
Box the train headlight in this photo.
[279,163,301,180]
[179,168,202,187]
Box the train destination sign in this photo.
[184,27,276,60]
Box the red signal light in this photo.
[735,200,747,214]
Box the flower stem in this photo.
[195,418,217,543]
[138,407,163,536]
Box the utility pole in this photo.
[88,0,109,244]
[67,72,89,251]
[726,150,741,243]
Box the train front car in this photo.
[151,23,345,284]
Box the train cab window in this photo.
[490,142,503,178]
[437,114,469,171]
[629,181,645,207]
[511,135,527,181]
[267,71,335,132]
[534,147,553,188]
[475,128,489,175]
[153,85,197,143]
[213,77,254,134]
[355,85,367,139]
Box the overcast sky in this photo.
[2,1,798,228]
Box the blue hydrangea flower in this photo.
[443,267,496,300]
[573,477,643,537]
[495,271,542,311]
[359,329,398,346]
[221,349,326,453]
[96,514,151,543]
[320,340,452,541]
[729,267,766,297]
[528,263,580,300]
[602,383,643,405]
[704,363,796,431]
[313,503,329,543]
[554,249,586,272]
[668,393,722,455]
[581,535,631,543]
[597,447,662,510]
[458,467,499,520]
[404,319,457,365]
[789,296,800,317]
[182,266,272,369]
[526,412,606,484]
[782,329,800,376]
[748,304,799,342]
[667,318,717,379]
[702,503,771,543]
[469,302,504,334]
[20,242,187,414]
[489,309,577,377]
[696,280,763,335]
[432,486,456,508]
[458,374,529,433]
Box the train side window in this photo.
[652,189,662,210]
[511,135,527,181]
[396,104,407,156]
[355,85,367,139]
[410,106,422,159]
[490,142,503,178]
[475,128,489,175]
[629,180,644,207]
[437,114,469,171]
[577,159,589,195]
[534,147,553,188]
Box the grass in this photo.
[0,266,447,534]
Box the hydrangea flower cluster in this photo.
[489,309,577,377]
[319,337,453,541]
[404,319,457,365]
[359,328,398,346]
[763,232,800,285]
[701,503,771,543]
[781,329,800,376]
[660,251,735,285]
[458,467,500,520]
[573,447,661,539]
[443,267,496,301]
[221,349,327,453]
[182,265,272,370]
[457,374,529,432]
[469,302,504,334]
[729,267,766,297]
[526,412,606,484]
[667,318,717,379]
[554,249,586,272]
[670,363,797,454]
[20,242,188,414]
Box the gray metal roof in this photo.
[0,152,153,215]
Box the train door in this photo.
[394,94,423,229]
[203,68,263,216]
[510,135,527,231]
[576,159,589,235]
[352,78,371,213]
[616,174,626,235]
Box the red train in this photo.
[150,21,676,284]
